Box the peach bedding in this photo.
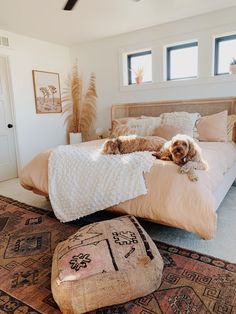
[20,140,236,240]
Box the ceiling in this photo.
[0,0,236,46]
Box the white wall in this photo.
[1,7,236,171]
[71,7,236,131]
[0,30,71,169]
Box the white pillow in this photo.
[160,112,201,138]
[127,116,161,136]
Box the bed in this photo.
[20,97,236,240]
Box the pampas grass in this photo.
[63,63,97,142]
[80,73,97,141]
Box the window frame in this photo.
[127,50,152,85]
[214,34,236,76]
[166,41,198,81]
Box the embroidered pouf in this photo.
[51,215,163,314]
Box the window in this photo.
[167,42,198,80]
[214,34,236,75]
[127,50,152,85]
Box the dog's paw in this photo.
[161,156,171,161]
[179,164,190,173]
[188,172,199,182]
[178,167,185,174]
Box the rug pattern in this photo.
[0,195,236,314]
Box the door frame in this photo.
[0,53,20,177]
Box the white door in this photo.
[0,56,17,181]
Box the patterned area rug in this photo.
[0,195,236,314]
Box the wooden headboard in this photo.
[111,97,236,121]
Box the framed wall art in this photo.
[32,70,62,113]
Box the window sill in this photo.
[121,82,153,91]
[120,74,236,92]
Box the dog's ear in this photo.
[187,139,197,159]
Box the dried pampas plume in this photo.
[80,73,97,141]
[62,63,97,142]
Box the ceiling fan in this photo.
[63,0,142,11]
[63,0,79,11]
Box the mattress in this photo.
[20,140,236,240]
[214,163,236,209]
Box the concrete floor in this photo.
[0,178,236,262]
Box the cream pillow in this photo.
[111,117,136,129]
[111,117,138,137]
[197,111,228,142]
[160,112,201,138]
[127,116,162,136]
[111,124,136,137]
[227,115,236,141]
[111,116,161,137]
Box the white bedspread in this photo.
[48,145,154,222]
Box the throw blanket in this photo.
[48,145,154,222]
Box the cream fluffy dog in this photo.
[102,135,165,155]
[153,134,208,181]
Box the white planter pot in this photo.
[230,64,236,74]
[69,132,82,144]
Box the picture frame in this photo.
[32,70,62,113]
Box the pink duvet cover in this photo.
[20,140,236,240]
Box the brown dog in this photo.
[153,134,208,181]
[102,135,165,155]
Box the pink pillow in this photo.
[197,111,227,142]
[233,122,236,143]
[153,124,181,140]
[227,115,236,141]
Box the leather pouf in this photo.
[51,215,163,314]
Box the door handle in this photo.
[7,124,13,128]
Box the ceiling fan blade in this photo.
[63,0,79,10]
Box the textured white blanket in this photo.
[48,145,154,222]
